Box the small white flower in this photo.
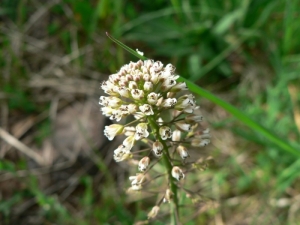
[99,96,109,106]
[118,86,130,97]
[101,80,114,94]
[144,81,153,91]
[139,104,154,115]
[133,112,144,120]
[161,98,177,108]
[156,117,164,126]
[172,166,185,181]
[172,130,181,142]
[175,121,192,131]
[153,141,163,157]
[151,61,164,72]
[138,157,150,172]
[192,138,211,147]
[119,105,130,116]
[114,145,132,162]
[110,109,123,122]
[132,73,142,82]
[162,76,179,90]
[147,92,159,105]
[104,124,124,141]
[164,63,176,73]
[176,145,189,159]
[108,74,119,83]
[129,81,138,89]
[148,206,160,219]
[150,71,160,84]
[127,104,137,114]
[131,89,144,100]
[170,82,188,92]
[143,73,150,81]
[129,173,145,190]
[175,94,197,113]
[123,135,135,151]
[134,123,149,140]
[185,114,203,123]
[124,126,136,136]
[101,106,113,117]
[159,126,172,140]
[125,74,133,81]
[163,189,173,203]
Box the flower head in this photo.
[99,59,211,213]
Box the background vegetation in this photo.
[0,0,300,224]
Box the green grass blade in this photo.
[106,32,147,60]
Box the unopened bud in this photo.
[177,145,189,159]
[138,157,150,172]
[153,141,163,157]
[172,166,185,181]
[163,189,173,203]
[148,206,160,219]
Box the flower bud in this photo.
[114,145,132,162]
[162,76,178,90]
[118,86,130,98]
[101,106,113,117]
[147,92,159,105]
[134,123,149,140]
[110,109,122,121]
[162,98,177,108]
[170,82,188,92]
[124,126,136,136]
[175,121,192,132]
[176,145,189,159]
[127,104,137,114]
[139,104,154,115]
[104,124,124,141]
[123,135,135,151]
[191,138,211,147]
[131,89,144,100]
[129,173,145,190]
[138,157,150,172]
[148,206,160,219]
[128,81,137,89]
[143,81,153,91]
[152,61,164,72]
[175,94,197,113]
[153,141,163,157]
[172,166,185,181]
[172,130,181,142]
[185,114,203,123]
[163,189,173,203]
[165,63,176,73]
[159,126,172,140]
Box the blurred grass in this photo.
[0,0,300,224]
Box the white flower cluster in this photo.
[99,59,210,191]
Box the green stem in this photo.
[147,116,179,224]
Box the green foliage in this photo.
[1,0,300,224]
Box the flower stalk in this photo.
[99,59,211,223]
[148,116,179,218]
